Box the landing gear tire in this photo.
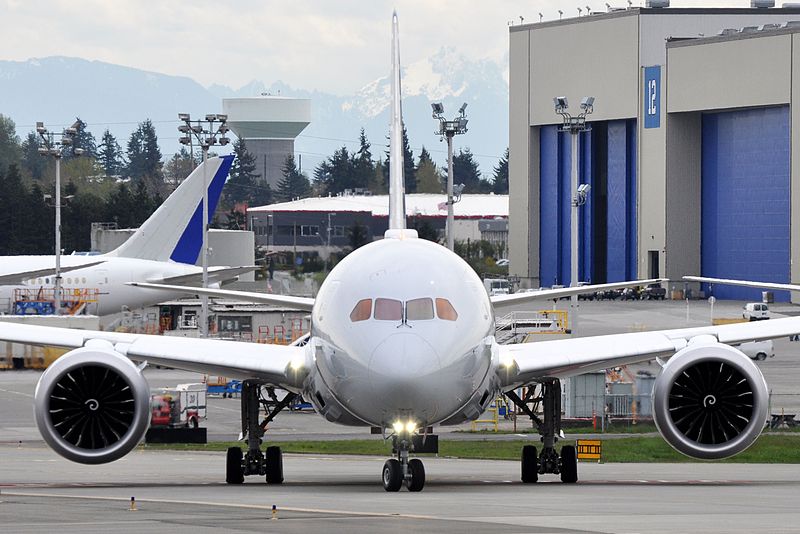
[382,459,403,492]
[560,445,578,483]
[226,446,244,484]
[406,458,425,492]
[265,446,284,484]
[521,445,538,483]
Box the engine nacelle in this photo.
[652,338,768,460]
[34,344,150,464]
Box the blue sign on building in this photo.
[644,66,661,129]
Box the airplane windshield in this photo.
[436,298,458,321]
[406,298,434,321]
[349,299,372,322]
[374,298,403,321]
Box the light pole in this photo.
[36,121,83,316]
[178,113,230,337]
[432,102,468,251]
[554,96,594,334]
[325,212,337,273]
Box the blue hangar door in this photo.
[701,107,790,301]
[539,120,636,286]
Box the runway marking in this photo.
[2,491,442,520]
[0,387,33,398]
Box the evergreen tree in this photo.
[163,148,196,187]
[97,129,126,176]
[446,147,489,193]
[27,181,53,254]
[492,148,509,194]
[0,165,29,253]
[63,118,96,160]
[347,220,370,251]
[126,119,163,184]
[228,138,270,205]
[20,132,47,180]
[384,124,415,193]
[415,146,442,193]
[104,182,137,228]
[353,129,374,191]
[0,114,21,176]
[276,154,311,202]
[314,146,354,195]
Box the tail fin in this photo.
[107,155,234,263]
[387,11,407,231]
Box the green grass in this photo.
[144,434,800,463]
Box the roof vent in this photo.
[717,28,739,35]
[784,19,800,26]
[646,0,670,6]
[759,23,782,30]
[751,0,775,6]
[740,25,760,33]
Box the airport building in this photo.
[248,192,509,258]
[508,4,800,301]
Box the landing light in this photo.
[290,355,305,371]
[405,421,417,433]
[392,421,405,434]
[499,353,515,368]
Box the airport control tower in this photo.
[222,96,311,190]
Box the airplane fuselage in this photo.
[306,236,501,430]
[0,255,204,316]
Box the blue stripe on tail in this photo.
[170,155,235,265]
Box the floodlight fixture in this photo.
[216,114,227,122]
[73,148,84,156]
[459,102,468,114]
[38,147,49,155]
[179,135,191,145]
[558,9,563,18]
[554,96,568,112]
[580,96,595,112]
[587,5,592,14]
[217,124,229,135]
[178,124,190,133]
[60,136,72,146]
[36,121,47,134]
[578,7,583,15]
[64,127,77,136]
[218,137,230,146]
[431,102,444,116]
[178,113,191,122]
[205,113,218,122]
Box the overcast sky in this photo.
[1,1,756,95]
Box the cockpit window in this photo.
[374,298,403,320]
[349,299,372,322]
[436,298,458,321]
[406,298,434,321]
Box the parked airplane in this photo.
[0,155,252,316]
[1,14,798,493]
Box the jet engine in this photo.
[33,344,150,464]
[652,337,768,460]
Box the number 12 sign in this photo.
[644,66,661,129]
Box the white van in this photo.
[743,302,769,321]
[738,340,774,361]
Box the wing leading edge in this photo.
[498,316,800,388]
[0,322,304,388]
[491,278,667,310]
[128,281,315,311]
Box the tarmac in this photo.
[2,298,800,532]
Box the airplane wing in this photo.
[0,321,304,388]
[498,316,800,388]
[0,260,106,285]
[152,266,258,287]
[684,275,800,292]
[128,281,315,311]
[491,278,667,310]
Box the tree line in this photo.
[0,112,508,255]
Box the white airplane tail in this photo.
[106,155,234,263]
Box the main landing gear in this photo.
[506,379,578,484]
[382,432,427,492]
[226,380,296,485]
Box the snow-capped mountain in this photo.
[0,52,508,175]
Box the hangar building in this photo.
[508,4,800,301]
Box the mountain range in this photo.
[0,51,509,177]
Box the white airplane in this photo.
[0,155,253,316]
[1,14,799,493]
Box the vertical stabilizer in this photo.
[106,155,234,263]
[387,11,407,231]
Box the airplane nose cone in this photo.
[368,332,441,418]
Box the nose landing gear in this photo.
[507,379,578,484]
[382,432,427,492]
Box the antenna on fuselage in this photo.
[387,11,407,232]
